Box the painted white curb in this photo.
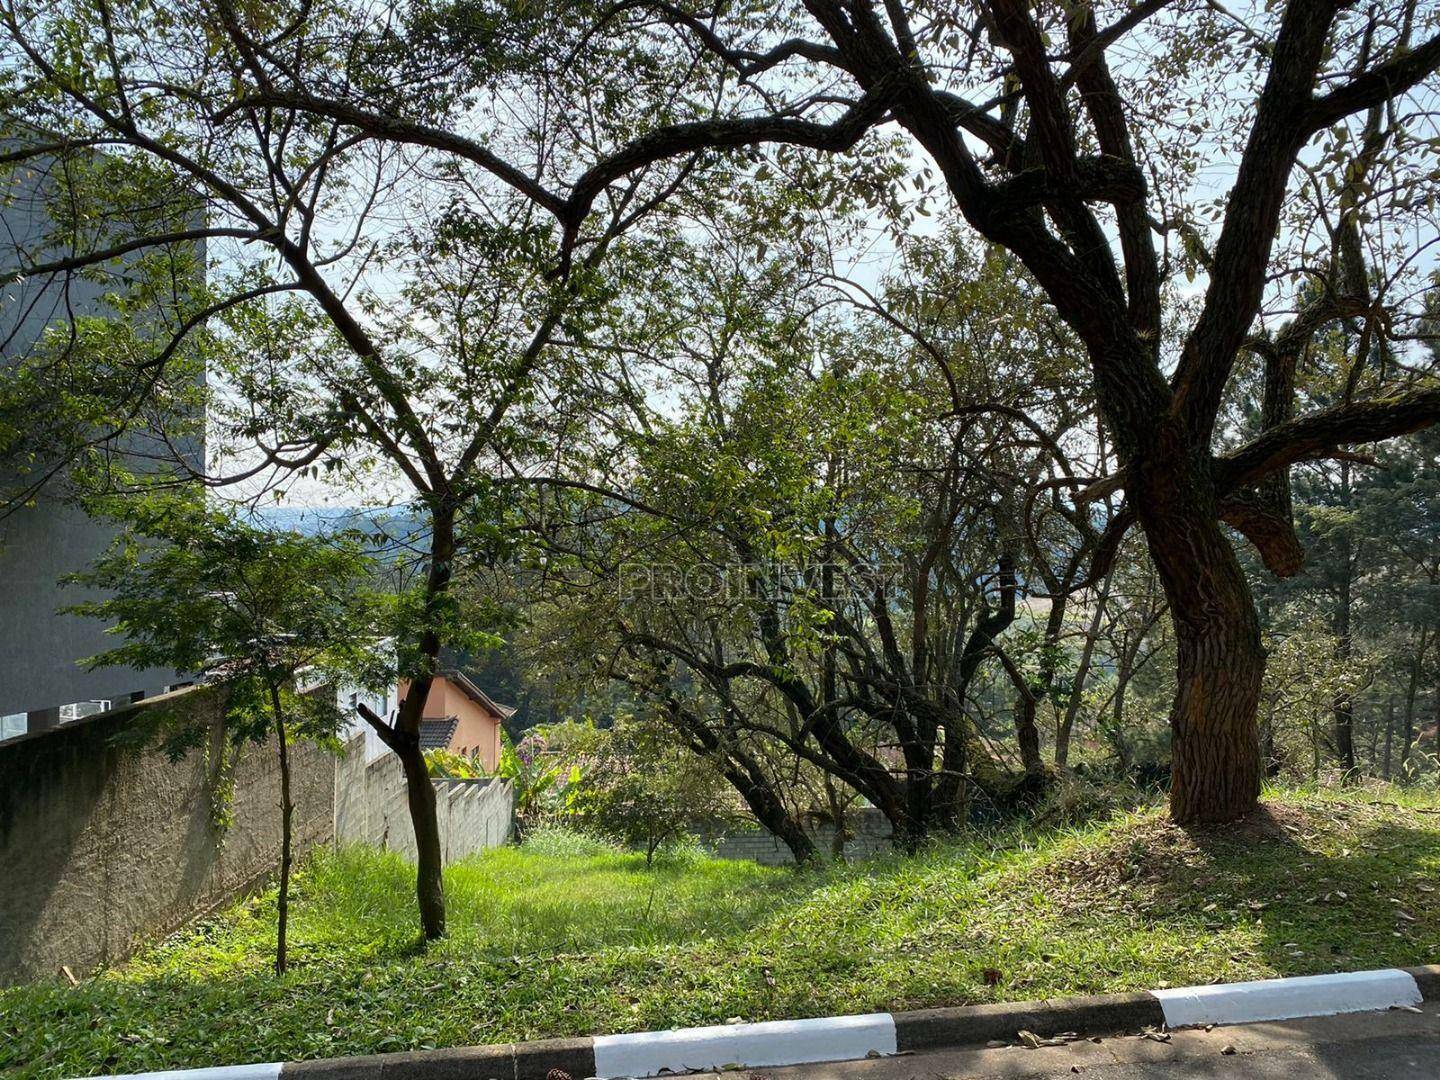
[592,1013,897,1078]
[1153,968,1423,1028]
[101,1066,282,1080]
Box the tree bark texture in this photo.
[1135,438,1263,823]
[1332,462,1356,774]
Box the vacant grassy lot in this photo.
[4,788,1439,1078]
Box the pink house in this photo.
[399,671,515,772]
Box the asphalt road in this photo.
[695,1001,1440,1080]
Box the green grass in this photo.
[4,787,1439,1078]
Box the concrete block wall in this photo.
[704,807,894,865]
[0,685,337,986]
[334,739,513,863]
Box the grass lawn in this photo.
[4,786,1439,1078]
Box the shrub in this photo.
[495,729,583,830]
[425,749,484,779]
[519,824,623,858]
[568,714,745,863]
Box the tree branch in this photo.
[213,90,568,217]
[1305,33,1440,132]
[1215,386,1440,493]
[1171,0,1341,440]
[355,701,399,751]
[1218,489,1305,577]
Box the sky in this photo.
[195,0,1439,513]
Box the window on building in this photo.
[59,700,111,722]
[0,713,26,741]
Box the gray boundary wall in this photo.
[702,807,893,865]
[1,148,205,718]
[0,685,337,986]
[334,739,513,863]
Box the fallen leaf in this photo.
[1018,1030,1066,1048]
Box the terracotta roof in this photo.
[438,670,516,720]
[418,716,460,751]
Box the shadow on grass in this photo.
[14,800,1436,1080]
[1144,803,1439,978]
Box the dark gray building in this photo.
[1,150,202,734]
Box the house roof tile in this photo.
[418,716,460,751]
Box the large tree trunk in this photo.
[1137,448,1264,823]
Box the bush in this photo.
[1028,772,1147,828]
[425,749,485,779]
[648,834,712,867]
[567,714,744,863]
[519,824,623,859]
[495,728,583,829]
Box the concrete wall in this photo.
[334,740,513,863]
[0,493,185,718]
[703,807,894,866]
[0,685,337,986]
[0,151,204,719]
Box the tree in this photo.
[68,491,381,973]
[181,0,1440,822]
[568,713,742,864]
[1253,424,1440,780]
[0,0,696,938]
[7,0,1440,826]
[522,235,1105,846]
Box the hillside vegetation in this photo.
[4,787,1438,1078]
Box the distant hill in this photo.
[247,505,427,551]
